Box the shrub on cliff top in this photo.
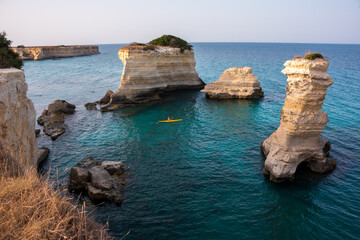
[149,35,192,52]
[0,32,23,69]
[304,53,324,60]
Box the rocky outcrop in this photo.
[101,45,205,111]
[0,69,38,169]
[99,90,114,105]
[69,157,126,205]
[11,45,99,60]
[261,58,336,182]
[84,103,97,110]
[36,147,50,166]
[37,100,75,140]
[201,67,264,99]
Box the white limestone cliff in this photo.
[101,45,204,111]
[201,67,264,99]
[261,58,336,182]
[0,69,38,169]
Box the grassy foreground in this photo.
[0,159,112,240]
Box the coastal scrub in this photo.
[0,156,112,240]
[0,32,23,69]
[304,53,324,60]
[149,35,192,52]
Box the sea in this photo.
[24,43,360,240]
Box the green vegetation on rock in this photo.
[304,53,324,60]
[148,35,192,52]
[0,32,23,69]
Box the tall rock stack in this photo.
[201,67,264,99]
[261,57,336,182]
[0,69,38,169]
[101,45,204,111]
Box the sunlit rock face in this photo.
[0,69,38,169]
[261,58,336,182]
[101,45,204,111]
[201,67,264,99]
[11,45,99,60]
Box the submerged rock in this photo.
[101,44,204,111]
[261,57,336,182]
[69,157,126,205]
[37,99,75,140]
[35,129,41,137]
[201,67,264,99]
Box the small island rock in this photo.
[201,67,264,99]
[37,99,75,140]
[69,157,126,205]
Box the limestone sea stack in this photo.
[261,56,336,182]
[101,36,204,111]
[201,67,264,99]
[11,45,99,60]
[0,69,38,169]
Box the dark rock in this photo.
[69,157,126,205]
[99,90,114,105]
[102,161,125,175]
[35,129,41,137]
[44,127,65,140]
[84,102,97,110]
[69,157,99,190]
[36,147,50,166]
[37,99,75,141]
[89,166,114,190]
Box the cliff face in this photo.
[201,67,264,98]
[11,45,99,60]
[261,58,335,182]
[0,69,38,169]
[102,45,204,111]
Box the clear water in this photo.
[24,43,360,239]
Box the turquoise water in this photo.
[25,43,360,239]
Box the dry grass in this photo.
[0,152,113,240]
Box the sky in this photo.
[1,0,359,45]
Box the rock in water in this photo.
[37,99,75,140]
[101,45,205,111]
[69,157,126,205]
[84,102,97,110]
[0,69,38,169]
[261,57,336,182]
[201,67,264,99]
[36,147,50,166]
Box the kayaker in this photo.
[167,117,173,121]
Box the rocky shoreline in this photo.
[11,45,99,60]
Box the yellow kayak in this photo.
[158,119,183,123]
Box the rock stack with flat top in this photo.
[261,56,336,182]
[201,67,264,99]
[101,35,205,111]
